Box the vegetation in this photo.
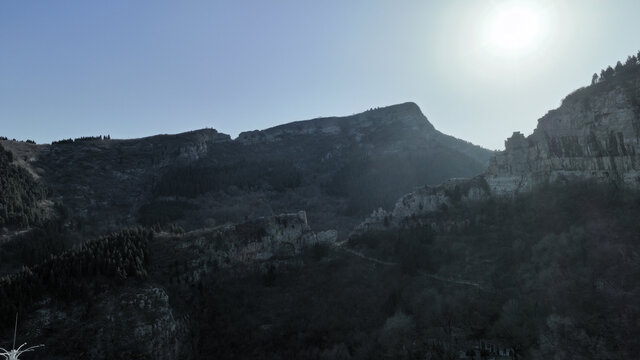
[0,143,47,228]
[51,135,111,145]
[566,49,640,109]
[0,228,151,328]
[191,181,640,359]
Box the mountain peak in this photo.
[370,101,421,113]
[237,102,434,144]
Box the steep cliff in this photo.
[486,65,640,195]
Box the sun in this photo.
[485,2,545,56]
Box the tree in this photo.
[603,66,615,81]
[614,60,623,73]
[591,73,599,85]
[625,55,637,67]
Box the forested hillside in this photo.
[0,228,151,326]
[196,181,640,359]
[0,143,47,228]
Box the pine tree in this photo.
[615,60,624,73]
[625,55,637,67]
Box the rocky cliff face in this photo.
[486,79,640,195]
[16,286,187,360]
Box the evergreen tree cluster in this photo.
[591,49,640,84]
[51,138,73,145]
[51,135,111,145]
[0,228,152,327]
[563,49,640,108]
[0,144,48,228]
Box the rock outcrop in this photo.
[485,83,640,195]
[151,211,338,283]
[17,286,187,360]
[353,177,490,234]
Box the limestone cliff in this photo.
[486,74,640,195]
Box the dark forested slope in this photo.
[0,143,47,228]
[196,181,640,359]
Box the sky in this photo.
[1,1,639,150]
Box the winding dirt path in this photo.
[339,245,487,291]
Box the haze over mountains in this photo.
[0,51,640,359]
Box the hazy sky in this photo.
[1,1,639,150]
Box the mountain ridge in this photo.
[0,102,493,240]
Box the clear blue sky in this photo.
[1,0,639,150]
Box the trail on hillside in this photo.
[340,247,398,266]
[338,245,486,291]
[420,272,486,292]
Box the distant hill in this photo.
[1,102,492,239]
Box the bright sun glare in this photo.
[486,2,545,56]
